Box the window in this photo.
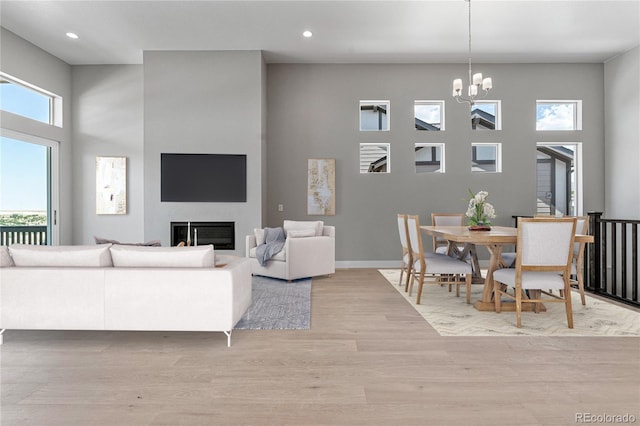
[472,143,501,173]
[536,100,582,131]
[360,100,390,131]
[536,143,583,216]
[359,143,390,173]
[414,101,444,131]
[0,73,61,126]
[415,143,445,173]
[471,101,501,130]
[0,129,60,245]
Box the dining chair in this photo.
[396,214,413,290]
[431,213,465,255]
[406,215,473,304]
[492,217,577,328]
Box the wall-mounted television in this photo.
[161,153,247,202]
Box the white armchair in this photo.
[245,220,335,281]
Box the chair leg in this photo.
[515,287,522,328]
[465,273,471,304]
[578,269,586,306]
[416,270,426,305]
[455,277,460,297]
[494,279,502,313]
[398,268,404,286]
[565,282,574,329]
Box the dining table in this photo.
[420,225,594,312]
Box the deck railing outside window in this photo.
[0,226,48,246]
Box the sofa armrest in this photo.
[245,235,257,257]
[322,226,335,238]
[286,235,335,279]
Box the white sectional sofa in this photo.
[246,220,335,281]
[0,244,252,347]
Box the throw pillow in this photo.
[9,244,113,267]
[288,229,316,238]
[0,246,14,267]
[94,236,161,246]
[109,244,215,268]
[283,220,324,237]
[254,228,266,246]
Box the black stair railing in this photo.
[586,212,639,307]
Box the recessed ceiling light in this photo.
[66,32,79,39]
[302,30,313,38]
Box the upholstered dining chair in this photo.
[492,217,577,328]
[406,215,473,304]
[431,213,465,255]
[396,214,412,290]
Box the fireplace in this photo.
[170,222,235,250]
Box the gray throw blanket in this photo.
[256,227,285,266]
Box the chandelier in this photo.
[452,0,492,107]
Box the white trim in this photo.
[471,142,502,173]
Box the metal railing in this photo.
[586,212,639,308]
[0,226,48,246]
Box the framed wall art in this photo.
[307,158,336,216]
[96,156,127,215]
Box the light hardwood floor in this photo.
[2,269,639,425]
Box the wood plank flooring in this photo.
[2,268,639,425]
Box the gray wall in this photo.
[605,46,640,219]
[143,51,266,253]
[266,63,606,264]
[0,28,73,244]
[71,65,145,244]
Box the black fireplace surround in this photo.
[170,222,235,250]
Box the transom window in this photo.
[471,101,501,130]
[415,143,445,173]
[360,100,390,131]
[359,143,390,173]
[472,143,502,173]
[536,100,582,131]
[414,101,444,131]
[0,73,60,126]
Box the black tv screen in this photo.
[161,153,247,202]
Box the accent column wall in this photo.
[143,51,266,252]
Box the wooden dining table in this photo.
[420,225,594,312]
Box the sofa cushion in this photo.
[110,244,215,267]
[288,229,316,238]
[249,246,286,262]
[9,244,113,267]
[283,220,324,237]
[253,228,265,246]
[0,246,14,267]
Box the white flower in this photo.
[483,202,496,219]
[475,191,489,203]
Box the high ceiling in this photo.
[1,0,639,65]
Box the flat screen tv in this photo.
[161,153,247,202]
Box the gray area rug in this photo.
[235,275,312,330]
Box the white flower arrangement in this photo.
[466,189,496,226]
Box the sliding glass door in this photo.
[0,129,59,245]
